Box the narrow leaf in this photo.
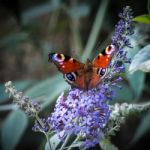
[22,1,61,24]
[82,0,109,61]
[1,110,28,150]
[68,4,90,19]
[148,0,150,14]
[132,112,150,143]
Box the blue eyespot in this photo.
[65,72,76,83]
[97,68,107,77]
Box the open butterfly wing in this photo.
[92,45,115,68]
[48,53,84,73]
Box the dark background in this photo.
[0,0,150,150]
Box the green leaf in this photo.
[1,110,28,150]
[133,14,150,24]
[0,84,8,103]
[126,71,145,99]
[0,32,29,50]
[42,81,68,109]
[82,0,109,61]
[68,4,90,19]
[22,1,62,24]
[126,39,145,99]
[111,83,133,103]
[148,0,150,14]
[100,138,118,150]
[24,75,68,110]
[132,112,150,143]
[25,75,63,97]
[129,45,150,73]
[45,133,62,150]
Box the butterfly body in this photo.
[70,59,100,89]
[48,45,115,90]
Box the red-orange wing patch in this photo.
[48,53,84,73]
[92,44,115,68]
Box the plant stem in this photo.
[59,134,71,150]
[35,114,52,150]
[67,135,80,150]
[35,113,45,129]
[82,0,109,61]
[45,133,52,150]
[148,0,150,14]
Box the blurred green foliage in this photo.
[1,110,28,150]
[0,0,150,150]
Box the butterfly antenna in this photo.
[94,41,102,52]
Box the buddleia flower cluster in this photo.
[5,81,41,117]
[49,6,134,149]
[5,81,52,135]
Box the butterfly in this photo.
[48,44,116,90]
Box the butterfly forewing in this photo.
[92,45,115,68]
[48,53,84,73]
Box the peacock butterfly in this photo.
[48,44,115,90]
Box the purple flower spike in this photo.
[49,6,134,149]
[112,6,134,49]
[50,88,111,147]
[108,6,134,83]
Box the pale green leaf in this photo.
[22,0,62,24]
[68,4,90,18]
[1,110,28,150]
[25,75,65,97]
[126,39,145,99]
[132,112,150,143]
[100,138,118,150]
[45,133,62,150]
[24,75,68,110]
[129,45,150,73]
[126,71,145,99]
[112,83,134,103]
[148,0,150,14]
